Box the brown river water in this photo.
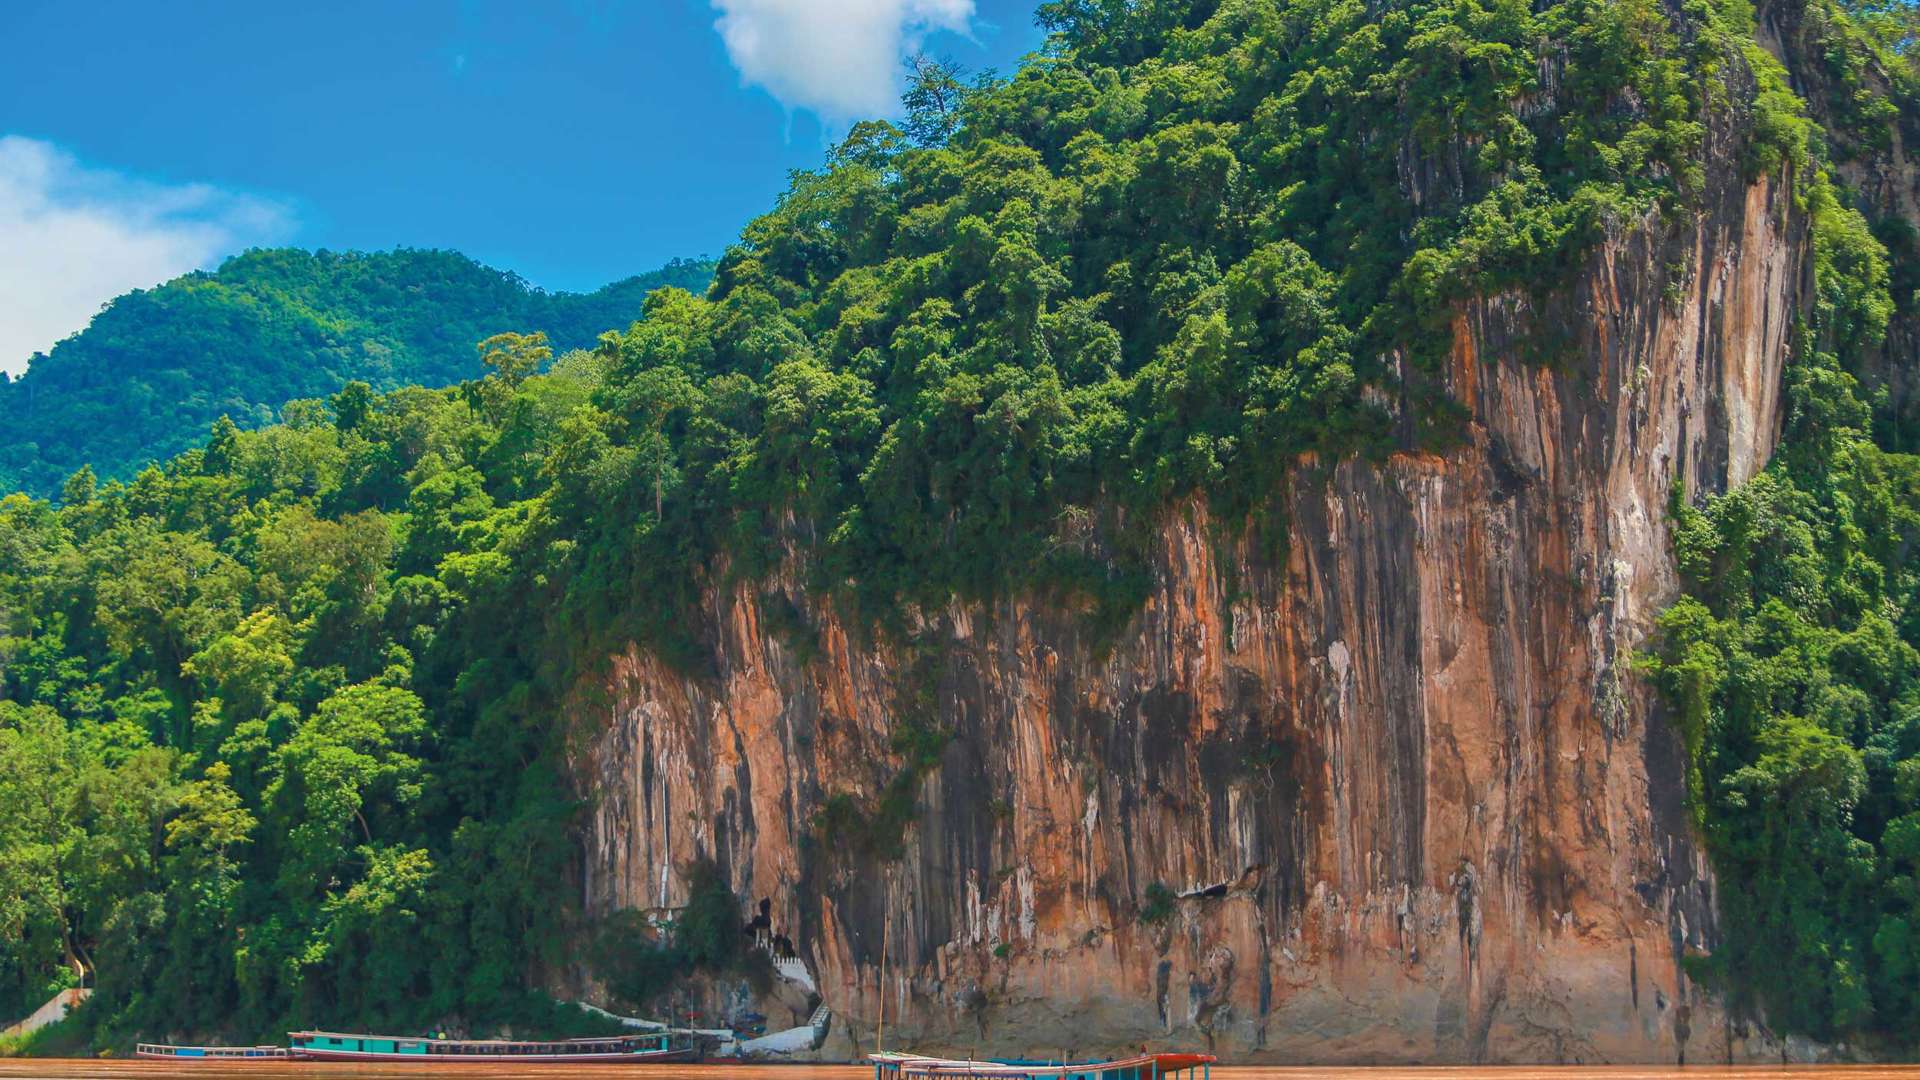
[4,1066,1920,1080]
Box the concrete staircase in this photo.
[2,988,89,1040]
[735,1000,831,1057]
[773,955,817,993]
[574,945,829,1060]
[732,947,831,1058]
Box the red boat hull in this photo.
[290,1047,697,1063]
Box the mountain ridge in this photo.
[0,248,715,498]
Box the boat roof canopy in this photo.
[289,1030,664,1045]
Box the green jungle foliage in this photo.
[0,250,715,499]
[1643,0,1920,1045]
[591,860,772,1011]
[0,348,705,1046]
[0,0,1915,1053]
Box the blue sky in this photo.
[0,0,1045,374]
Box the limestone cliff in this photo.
[564,70,1821,1072]
[1760,0,1920,429]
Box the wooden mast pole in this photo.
[876,866,891,1052]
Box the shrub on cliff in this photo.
[592,860,765,1011]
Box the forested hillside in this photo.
[0,250,714,498]
[2,0,1917,1056]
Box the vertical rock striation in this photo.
[569,142,1811,1065]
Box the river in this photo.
[2,1065,1918,1079]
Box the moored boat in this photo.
[872,1050,1216,1080]
[288,1029,695,1062]
[135,1043,290,1059]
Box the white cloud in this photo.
[712,0,975,122]
[0,135,296,377]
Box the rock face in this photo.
[566,118,1816,1069]
[1760,0,1920,430]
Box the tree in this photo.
[269,681,427,880]
[605,366,699,518]
[330,381,375,433]
[465,333,554,425]
[59,467,95,509]
[0,703,85,999]
[901,54,975,147]
[167,762,255,861]
[477,332,552,389]
[181,611,296,740]
[203,417,241,475]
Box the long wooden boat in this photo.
[135,1043,290,1059]
[872,1050,1217,1080]
[289,1029,696,1062]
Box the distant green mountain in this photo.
[0,248,713,497]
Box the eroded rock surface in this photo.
[567,158,1811,1063]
